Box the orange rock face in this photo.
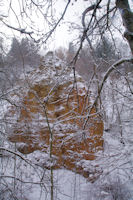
[7,56,103,179]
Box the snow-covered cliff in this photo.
[5,53,103,180]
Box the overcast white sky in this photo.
[0,0,88,50]
[52,0,133,50]
[0,0,133,51]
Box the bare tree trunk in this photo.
[116,0,133,54]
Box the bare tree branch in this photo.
[116,0,133,54]
[83,57,133,129]
[1,20,33,35]
[43,0,71,43]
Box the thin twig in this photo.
[43,0,71,43]
[83,57,133,129]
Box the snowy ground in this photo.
[0,68,133,199]
[0,150,132,200]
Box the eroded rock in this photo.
[6,55,103,180]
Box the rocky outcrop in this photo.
[7,54,103,180]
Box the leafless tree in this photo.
[0,0,133,200]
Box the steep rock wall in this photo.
[7,55,103,179]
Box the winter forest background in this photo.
[0,0,133,199]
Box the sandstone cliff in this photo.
[6,53,103,179]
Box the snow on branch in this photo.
[83,57,133,129]
[43,0,71,44]
[1,20,33,35]
[0,175,44,185]
[98,57,133,97]
[116,0,133,54]
[0,147,41,180]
